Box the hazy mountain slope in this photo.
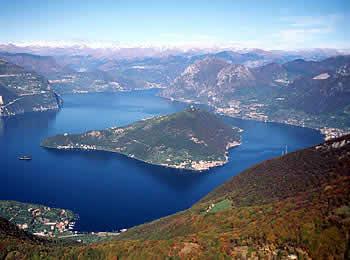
[0,53,126,94]
[161,55,350,131]
[0,59,62,117]
[286,68,350,115]
[0,52,72,77]
[161,58,230,103]
[48,54,192,93]
[107,55,192,88]
[252,62,289,85]
[280,55,350,80]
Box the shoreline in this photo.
[41,140,241,172]
[158,94,349,141]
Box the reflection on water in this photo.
[0,90,324,232]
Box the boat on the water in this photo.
[18,155,32,161]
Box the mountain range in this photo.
[0,46,349,135]
[0,43,347,60]
[161,55,350,132]
[0,52,73,78]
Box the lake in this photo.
[0,89,324,232]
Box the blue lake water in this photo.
[0,89,323,232]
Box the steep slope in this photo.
[0,217,39,242]
[0,217,53,260]
[161,58,229,103]
[161,56,350,131]
[1,135,349,259]
[0,52,72,77]
[49,69,125,94]
[42,108,241,171]
[286,65,350,115]
[252,62,289,85]
[217,64,256,89]
[282,55,350,79]
[107,134,350,259]
[102,55,191,89]
[0,59,62,117]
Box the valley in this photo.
[1,48,348,140]
[0,45,348,259]
[0,90,324,233]
[1,1,350,258]
[161,56,350,137]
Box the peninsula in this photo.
[41,107,241,171]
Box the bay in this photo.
[0,89,323,232]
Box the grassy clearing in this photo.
[207,199,232,214]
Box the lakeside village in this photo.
[214,100,349,140]
[165,96,348,141]
[50,136,241,171]
[0,201,126,243]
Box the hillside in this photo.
[161,57,230,104]
[161,55,350,132]
[286,64,350,115]
[0,200,77,237]
[48,69,125,94]
[108,134,349,259]
[0,52,72,78]
[0,217,46,246]
[0,134,349,259]
[0,59,62,117]
[41,108,241,171]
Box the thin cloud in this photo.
[271,14,345,49]
[283,14,342,28]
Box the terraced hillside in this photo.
[0,135,349,259]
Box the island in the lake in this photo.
[41,107,242,171]
[2,134,349,258]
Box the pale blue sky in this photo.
[1,0,349,49]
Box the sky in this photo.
[0,0,349,50]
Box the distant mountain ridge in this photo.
[0,47,349,131]
[0,52,73,77]
[0,45,347,95]
[161,55,350,132]
[0,43,347,60]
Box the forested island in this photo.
[41,107,242,171]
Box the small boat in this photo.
[18,155,32,161]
